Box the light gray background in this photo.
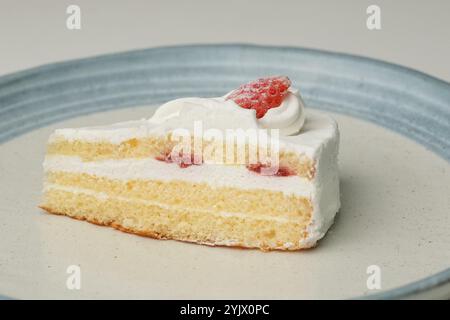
[0,0,449,299]
[0,0,449,81]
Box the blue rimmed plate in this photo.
[0,44,449,299]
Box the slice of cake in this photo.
[40,76,340,251]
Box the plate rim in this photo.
[0,43,448,300]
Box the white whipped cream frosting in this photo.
[150,89,305,135]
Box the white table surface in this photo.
[0,0,449,82]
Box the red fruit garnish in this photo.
[227,76,291,119]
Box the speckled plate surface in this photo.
[0,44,449,299]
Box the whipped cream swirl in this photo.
[150,89,305,135]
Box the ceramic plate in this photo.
[0,44,449,299]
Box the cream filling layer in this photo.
[44,183,302,224]
[43,155,315,197]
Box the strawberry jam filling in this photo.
[155,153,295,176]
[246,163,295,177]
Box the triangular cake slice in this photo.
[41,76,340,251]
